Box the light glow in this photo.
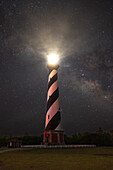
[47,53,59,65]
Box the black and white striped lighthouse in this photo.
[43,54,64,145]
[45,64,61,131]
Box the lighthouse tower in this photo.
[43,54,64,145]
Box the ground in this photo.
[0,147,113,169]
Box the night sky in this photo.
[0,0,113,135]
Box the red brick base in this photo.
[43,130,64,145]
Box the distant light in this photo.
[47,53,59,65]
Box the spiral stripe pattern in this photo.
[45,67,61,131]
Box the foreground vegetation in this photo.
[1,147,113,169]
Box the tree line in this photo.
[1,128,113,147]
[0,134,43,147]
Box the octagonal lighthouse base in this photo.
[43,130,64,145]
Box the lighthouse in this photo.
[43,53,64,145]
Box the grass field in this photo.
[0,147,113,169]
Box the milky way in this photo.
[0,0,113,135]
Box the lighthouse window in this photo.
[48,115,50,119]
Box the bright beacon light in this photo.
[47,53,59,65]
